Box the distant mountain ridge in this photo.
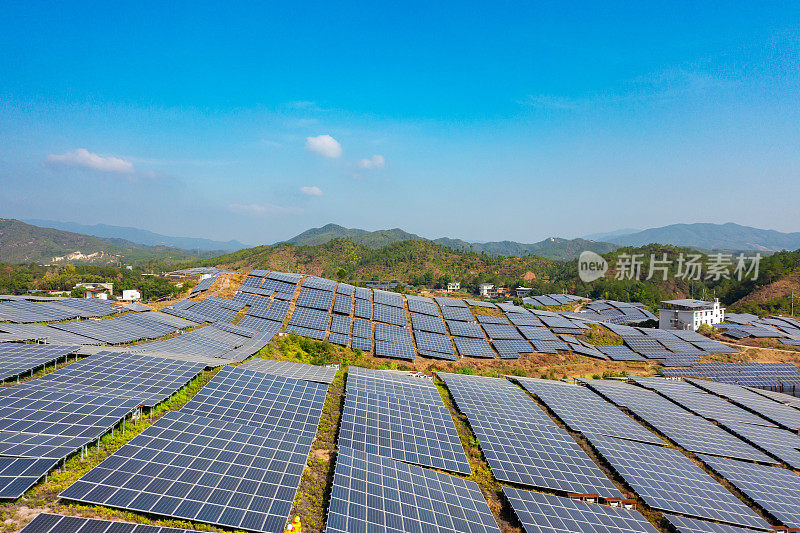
[607,222,800,252]
[282,223,616,260]
[25,219,247,252]
[0,219,215,265]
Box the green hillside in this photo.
[284,223,617,260]
[201,238,557,289]
[0,218,206,265]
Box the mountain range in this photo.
[4,218,800,266]
[284,222,800,259]
[25,219,248,252]
[284,224,617,260]
[0,219,218,265]
[603,222,800,252]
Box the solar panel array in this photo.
[504,487,658,533]
[588,434,769,529]
[61,364,329,532]
[0,297,120,323]
[663,514,767,533]
[514,378,664,445]
[584,380,774,463]
[20,513,198,533]
[438,372,621,498]
[698,454,800,529]
[325,446,500,533]
[340,368,469,474]
[688,378,800,430]
[0,344,80,382]
[61,411,313,533]
[239,358,337,384]
[0,351,205,499]
[136,323,265,361]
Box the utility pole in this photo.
[792,290,795,317]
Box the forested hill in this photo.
[0,218,208,265]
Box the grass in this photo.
[289,370,345,533]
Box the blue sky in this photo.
[1,1,798,245]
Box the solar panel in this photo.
[302,276,337,291]
[351,318,372,339]
[437,373,620,497]
[0,344,80,382]
[588,435,770,529]
[327,332,349,347]
[20,513,200,532]
[596,345,646,361]
[347,367,441,403]
[288,306,330,331]
[373,303,406,326]
[664,514,766,533]
[336,283,355,296]
[296,287,334,310]
[325,447,500,533]
[492,339,533,358]
[180,366,328,436]
[530,339,570,354]
[351,336,373,352]
[518,326,558,341]
[722,421,800,468]
[586,380,775,463]
[330,314,352,335]
[453,336,496,358]
[441,306,474,322]
[688,379,800,430]
[0,431,91,459]
[410,312,447,334]
[332,293,353,315]
[248,299,290,322]
[435,297,467,307]
[6,351,207,407]
[353,286,371,300]
[239,359,338,384]
[482,323,523,340]
[338,388,470,474]
[235,316,282,340]
[504,488,659,533]
[0,456,59,499]
[353,298,372,319]
[372,290,403,308]
[412,330,455,358]
[698,454,800,529]
[476,315,508,324]
[60,411,312,532]
[284,325,326,340]
[466,299,495,308]
[447,320,484,338]
[374,340,415,360]
[407,298,439,316]
[514,378,664,445]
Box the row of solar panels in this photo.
[0,350,209,499]
[0,296,121,324]
[59,363,331,533]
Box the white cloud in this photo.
[300,185,323,197]
[305,134,342,158]
[229,203,303,216]
[46,148,135,173]
[357,154,386,170]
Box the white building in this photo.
[478,283,496,298]
[658,298,725,331]
[446,282,461,293]
[122,289,141,301]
